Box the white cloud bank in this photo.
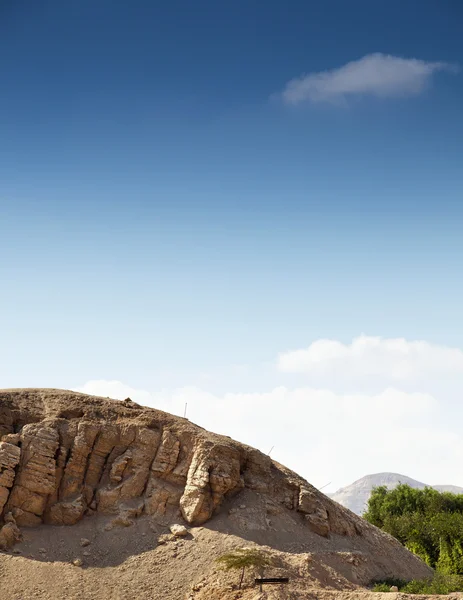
[277,335,463,379]
[279,53,457,105]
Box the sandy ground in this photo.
[0,500,437,600]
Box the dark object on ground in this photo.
[255,577,289,591]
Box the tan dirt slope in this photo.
[0,389,432,599]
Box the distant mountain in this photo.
[329,472,463,515]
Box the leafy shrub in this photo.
[371,574,463,595]
[370,578,407,592]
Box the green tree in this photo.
[216,547,270,590]
[364,485,463,574]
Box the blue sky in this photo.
[1,0,462,488]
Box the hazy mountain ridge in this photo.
[330,472,463,515]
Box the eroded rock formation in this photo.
[0,389,388,547]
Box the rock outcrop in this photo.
[0,389,432,585]
[1,389,344,532]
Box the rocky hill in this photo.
[0,389,432,599]
[330,473,463,515]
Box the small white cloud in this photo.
[278,335,463,380]
[279,53,457,105]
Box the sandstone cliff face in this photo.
[0,389,360,539]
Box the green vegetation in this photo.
[216,547,270,590]
[371,574,463,594]
[370,577,407,592]
[364,484,463,575]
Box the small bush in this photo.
[371,578,407,592]
[401,579,431,594]
[403,573,463,595]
